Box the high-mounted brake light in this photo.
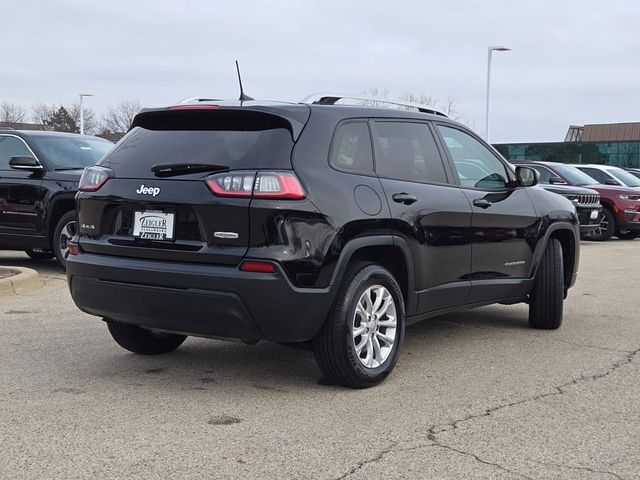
[205,171,305,199]
[240,260,277,273]
[169,105,221,110]
[79,166,113,192]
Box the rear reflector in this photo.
[68,244,80,256]
[239,260,277,273]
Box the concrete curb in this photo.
[0,267,43,295]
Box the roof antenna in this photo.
[235,60,254,101]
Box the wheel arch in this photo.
[46,194,76,245]
[329,235,417,315]
[532,222,579,290]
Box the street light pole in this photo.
[485,46,511,142]
[78,93,94,135]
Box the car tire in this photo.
[313,263,405,388]
[586,208,615,241]
[529,238,564,330]
[24,248,55,260]
[616,231,638,240]
[53,211,77,268]
[106,320,187,355]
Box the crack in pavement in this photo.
[549,337,632,355]
[425,437,535,480]
[428,347,640,437]
[333,347,640,480]
[527,459,626,480]
[333,443,426,479]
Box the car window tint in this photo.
[437,125,509,190]
[578,167,611,184]
[372,122,447,183]
[529,166,555,184]
[329,122,374,174]
[0,136,32,170]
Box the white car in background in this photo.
[575,164,640,189]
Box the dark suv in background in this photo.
[67,95,580,388]
[0,128,113,266]
[512,160,640,240]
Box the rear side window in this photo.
[0,136,32,170]
[101,110,295,176]
[577,167,611,184]
[372,122,447,184]
[329,122,374,174]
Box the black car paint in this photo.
[0,131,102,252]
[67,102,580,343]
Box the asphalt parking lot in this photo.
[1,241,639,480]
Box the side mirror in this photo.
[515,166,538,187]
[549,176,567,185]
[9,156,43,172]
[604,178,621,186]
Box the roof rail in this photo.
[300,92,447,117]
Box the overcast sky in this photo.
[3,0,639,143]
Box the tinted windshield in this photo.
[608,167,640,187]
[552,163,599,186]
[32,135,113,170]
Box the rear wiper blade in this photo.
[151,163,229,177]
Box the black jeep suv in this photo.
[0,129,112,266]
[67,95,580,388]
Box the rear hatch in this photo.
[76,106,308,265]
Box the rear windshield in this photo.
[100,111,295,175]
[31,135,113,170]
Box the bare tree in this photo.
[32,103,55,125]
[32,102,98,134]
[0,101,27,123]
[67,103,98,135]
[102,99,143,135]
[356,88,463,120]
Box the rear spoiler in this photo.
[132,105,310,141]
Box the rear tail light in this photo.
[205,171,305,199]
[79,166,113,192]
[239,260,277,273]
[206,172,255,197]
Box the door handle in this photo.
[392,193,417,205]
[473,198,493,209]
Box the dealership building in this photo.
[494,122,640,168]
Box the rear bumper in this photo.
[66,253,335,342]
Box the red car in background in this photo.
[512,161,640,241]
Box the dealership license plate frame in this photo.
[133,210,176,241]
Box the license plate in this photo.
[133,210,175,241]
[590,210,599,220]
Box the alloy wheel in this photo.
[58,220,77,259]
[351,285,397,368]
